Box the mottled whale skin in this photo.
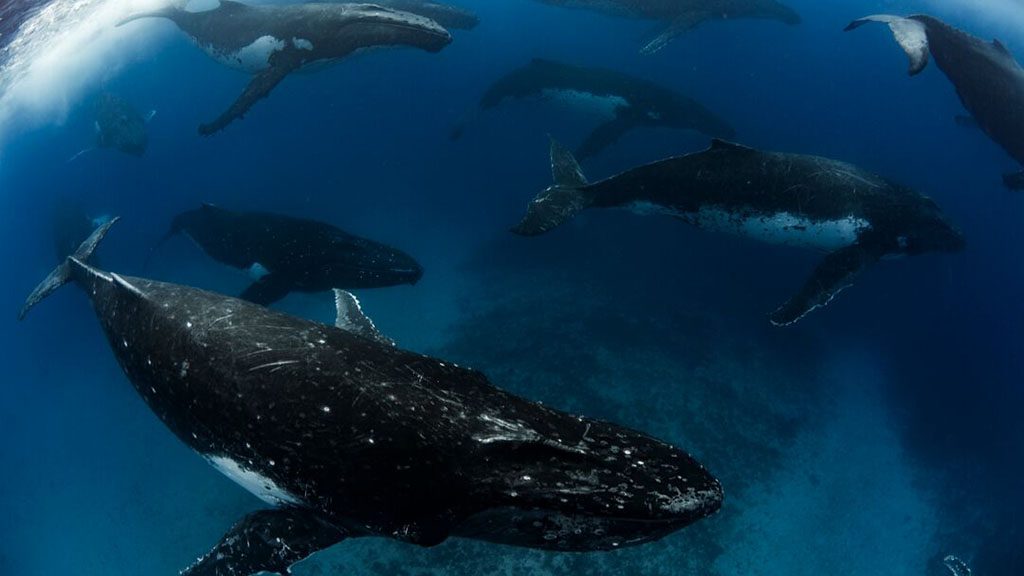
[513,139,965,326]
[118,1,452,135]
[537,0,800,53]
[453,58,735,162]
[845,14,1024,190]
[19,220,722,576]
[157,204,423,306]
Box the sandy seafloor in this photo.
[2,0,1023,574]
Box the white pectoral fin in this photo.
[845,15,930,75]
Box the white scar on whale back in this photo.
[207,454,302,506]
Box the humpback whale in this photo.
[845,15,1024,190]
[513,139,965,326]
[536,0,800,54]
[118,1,452,135]
[452,58,735,162]
[19,219,723,576]
[154,204,423,306]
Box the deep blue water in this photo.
[1,0,1023,574]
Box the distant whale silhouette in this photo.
[846,14,1024,190]
[452,58,735,162]
[19,219,723,576]
[67,93,154,162]
[513,138,965,326]
[536,0,800,54]
[118,1,451,135]
[155,204,423,305]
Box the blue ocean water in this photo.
[0,0,1022,574]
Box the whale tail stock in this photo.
[844,14,930,75]
[19,217,120,321]
[511,137,594,236]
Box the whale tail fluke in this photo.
[511,137,593,236]
[844,15,930,75]
[19,217,120,321]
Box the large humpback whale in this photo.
[452,58,735,162]
[845,14,1024,190]
[19,219,722,576]
[118,1,451,135]
[536,0,800,54]
[154,204,423,306]
[513,139,965,326]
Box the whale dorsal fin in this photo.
[709,139,755,153]
[992,39,1012,57]
[334,289,395,346]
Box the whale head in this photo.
[457,413,722,550]
[331,237,425,287]
[337,4,453,53]
[892,194,966,255]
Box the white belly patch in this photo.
[629,202,870,250]
[207,454,302,506]
[540,89,628,121]
[211,35,286,72]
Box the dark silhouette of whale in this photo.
[536,0,800,54]
[513,138,965,326]
[845,14,1024,190]
[155,204,423,305]
[118,1,452,135]
[452,58,735,162]
[92,92,151,156]
[19,219,723,576]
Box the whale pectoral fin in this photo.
[640,14,703,55]
[576,114,638,162]
[240,274,293,306]
[769,243,881,327]
[844,15,930,75]
[182,508,347,576]
[199,57,301,136]
[334,289,395,346]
